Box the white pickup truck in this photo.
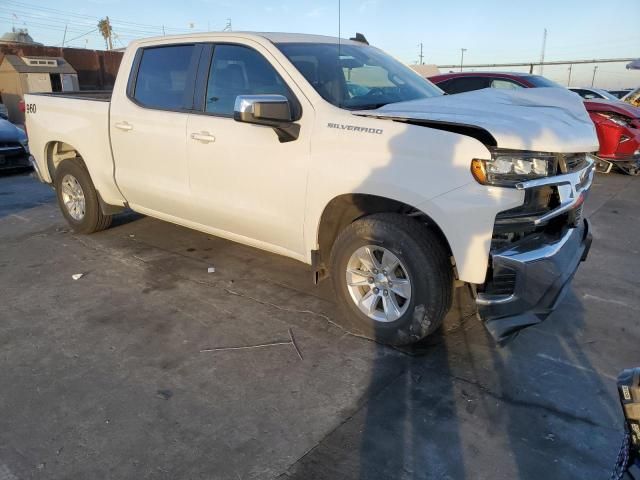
[26,32,597,345]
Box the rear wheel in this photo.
[330,213,453,345]
[54,158,112,233]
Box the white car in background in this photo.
[570,87,621,101]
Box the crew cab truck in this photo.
[25,33,597,345]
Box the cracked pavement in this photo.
[1,171,639,479]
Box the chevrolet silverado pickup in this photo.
[25,32,597,345]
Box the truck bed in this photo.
[28,90,112,102]
[24,90,126,207]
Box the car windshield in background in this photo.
[276,42,443,110]
[594,89,622,101]
[526,75,563,88]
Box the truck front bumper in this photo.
[477,218,592,343]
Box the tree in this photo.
[97,17,112,50]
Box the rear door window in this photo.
[440,76,491,94]
[132,45,198,110]
[491,78,524,90]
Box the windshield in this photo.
[276,42,443,110]
[594,89,621,101]
[527,75,563,88]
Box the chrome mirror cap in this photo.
[234,94,292,124]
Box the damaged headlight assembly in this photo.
[471,149,558,187]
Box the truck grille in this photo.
[560,153,588,173]
[482,266,517,296]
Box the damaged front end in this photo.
[476,154,595,343]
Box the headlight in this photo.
[471,150,558,187]
[595,112,631,128]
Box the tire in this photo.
[54,158,112,234]
[330,213,453,346]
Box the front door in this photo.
[186,43,312,257]
[111,44,200,218]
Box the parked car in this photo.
[430,72,640,175]
[609,89,633,99]
[429,71,562,92]
[570,87,620,101]
[25,33,596,344]
[0,117,30,171]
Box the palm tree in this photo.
[97,18,112,50]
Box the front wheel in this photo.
[54,158,112,234]
[330,213,453,345]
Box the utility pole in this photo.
[591,65,598,87]
[539,28,547,75]
[418,43,424,65]
[106,16,113,50]
[224,18,232,31]
[162,25,166,36]
[460,48,467,72]
[567,64,572,86]
[61,24,67,46]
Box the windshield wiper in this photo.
[347,102,389,111]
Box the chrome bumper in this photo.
[477,218,592,343]
[477,159,595,343]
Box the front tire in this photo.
[54,158,112,234]
[330,213,453,346]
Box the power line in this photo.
[58,27,97,47]
[3,0,195,32]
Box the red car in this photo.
[429,72,640,175]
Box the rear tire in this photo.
[54,158,112,234]
[329,213,453,345]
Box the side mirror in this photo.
[234,95,300,142]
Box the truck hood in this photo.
[354,87,599,153]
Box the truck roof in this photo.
[128,31,364,47]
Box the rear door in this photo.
[110,44,201,217]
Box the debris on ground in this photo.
[156,389,173,400]
[207,266,216,273]
[71,273,83,280]
[200,328,304,361]
[288,328,303,361]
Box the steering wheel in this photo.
[364,87,386,97]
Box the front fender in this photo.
[304,111,513,279]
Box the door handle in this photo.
[190,131,216,143]
[114,121,133,131]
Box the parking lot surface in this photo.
[1,171,639,479]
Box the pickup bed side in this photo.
[24,92,127,209]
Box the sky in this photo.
[1,0,639,89]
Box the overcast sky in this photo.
[1,0,638,88]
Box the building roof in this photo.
[2,55,76,74]
[0,28,42,45]
[410,64,441,77]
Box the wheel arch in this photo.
[45,141,124,215]
[314,193,455,281]
[45,141,86,181]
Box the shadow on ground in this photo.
[0,171,636,479]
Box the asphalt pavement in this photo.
[0,171,638,479]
